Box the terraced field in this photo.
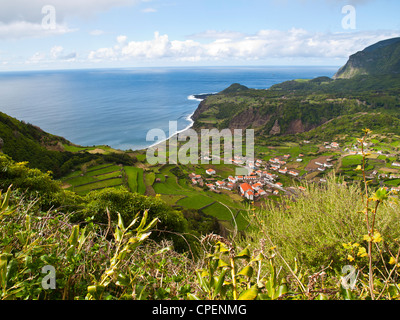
[124,166,146,194]
[62,164,124,195]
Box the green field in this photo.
[176,195,215,210]
[62,144,120,154]
[62,164,124,195]
[341,155,363,168]
[124,167,146,194]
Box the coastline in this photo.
[146,94,206,150]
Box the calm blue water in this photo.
[0,66,338,151]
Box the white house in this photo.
[288,170,299,177]
[240,183,254,201]
[228,176,237,183]
[206,169,216,175]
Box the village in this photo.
[187,152,313,202]
[184,137,400,202]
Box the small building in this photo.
[278,168,288,174]
[252,182,263,191]
[244,175,257,180]
[216,181,225,188]
[206,169,216,175]
[228,176,237,183]
[245,190,254,200]
[289,170,299,177]
[258,189,267,196]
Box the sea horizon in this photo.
[0,66,339,151]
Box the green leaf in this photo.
[217,259,230,268]
[213,269,228,298]
[135,210,148,232]
[68,225,80,246]
[114,227,123,242]
[235,247,251,260]
[141,218,160,233]
[187,293,201,300]
[126,217,139,231]
[277,281,288,298]
[238,286,258,300]
[87,285,105,299]
[196,270,210,293]
[0,254,8,288]
[116,273,130,287]
[217,242,230,254]
[370,188,389,203]
[117,213,125,232]
[6,259,18,283]
[137,232,152,243]
[388,284,400,298]
[1,185,12,212]
[250,253,264,263]
[238,266,254,279]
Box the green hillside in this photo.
[334,37,400,79]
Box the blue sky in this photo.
[1,0,399,71]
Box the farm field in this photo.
[124,166,146,194]
[62,164,124,195]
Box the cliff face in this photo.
[334,37,400,79]
[191,100,209,122]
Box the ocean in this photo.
[0,66,338,151]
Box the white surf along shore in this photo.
[146,94,208,150]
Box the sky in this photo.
[0,0,399,71]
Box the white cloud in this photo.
[117,35,128,44]
[26,46,77,65]
[0,21,76,40]
[27,52,47,64]
[50,46,77,61]
[50,45,64,59]
[87,29,400,64]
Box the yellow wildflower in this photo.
[372,232,383,243]
[389,257,397,265]
[357,247,368,258]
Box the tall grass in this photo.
[241,173,400,274]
